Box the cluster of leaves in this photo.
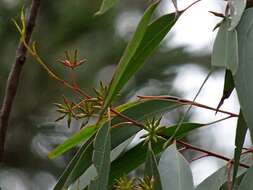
[12,0,253,189]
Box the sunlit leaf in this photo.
[212,18,239,74]
[229,0,247,30]
[158,143,194,190]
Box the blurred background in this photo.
[0,0,251,189]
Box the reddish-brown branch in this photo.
[0,0,41,162]
[177,140,249,168]
[138,95,238,117]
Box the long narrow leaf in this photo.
[145,147,162,190]
[96,0,118,15]
[89,123,111,190]
[48,125,97,159]
[158,143,194,190]
[216,70,234,110]
[103,1,178,113]
[53,133,95,190]
[232,111,248,187]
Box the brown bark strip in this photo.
[0,0,41,162]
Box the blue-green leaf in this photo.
[229,0,247,30]
[234,8,253,140]
[212,18,239,74]
[158,143,194,190]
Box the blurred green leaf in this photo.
[232,111,248,187]
[96,0,118,15]
[48,124,98,159]
[212,18,238,74]
[234,8,253,139]
[229,0,247,30]
[238,166,253,189]
[158,143,194,190]
[103,1,178,113]
[89,123,111,190]
[145,147,162,190]
[108,123,203,188]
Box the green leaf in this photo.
[54,99,179,189]
[96,0,118,15]
[108,123,203,188]
[234,8,253,139]
[212,18,239,74]
[48,125,97,159]
[232,111,248,187]
[53,133,95,190]
[216,69,235,110]
[89,123,111,190]
[102,1,178,113]
[229,0,247,30]
[238,166,253,189]
[145,147,162,190]
[158,143,194,190]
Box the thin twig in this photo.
[138,95,238,117]
[0,0,41,162]
[177,140,250,168]
[190,153,210,162]
[181,0,203,12]
[164,70,213,148]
